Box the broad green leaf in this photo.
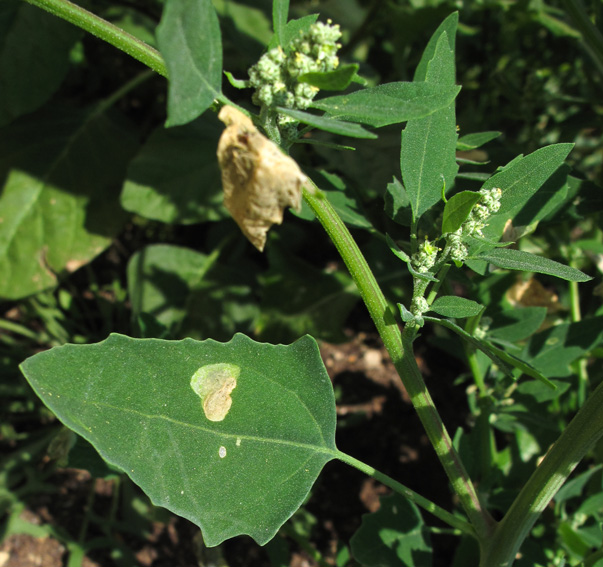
[157,0,222,126]
[350,493,432,567]
[20,333,337,546]
[522,316,603,378]
[0,3,80,127]
[457,131,501,151]
[311,82,461,128]
[277,107,376,139]
[424,316,514,377]
[473,248,591,282]
[272,0,289,45]
[298,64,359,91]
[477,144,574,241]
[0,106,136,300]
[256,245,359,343]
[441,191,482,234]
[488,307,547,342]
[121,114,225,224]
[127,244,259,341]
[429,296,483,318]
[401,30,459,221]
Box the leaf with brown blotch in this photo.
[217,106,308,251]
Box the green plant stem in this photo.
[481,378,603,567]
[23,0,168,77]
[303,186,495,540]
[336,450,475,536]
[569,271,589,406]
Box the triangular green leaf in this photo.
[20,333,337,547]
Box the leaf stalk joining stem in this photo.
[303,185,495,540]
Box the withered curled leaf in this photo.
[217,106,308,251]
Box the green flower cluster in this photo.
[412,238,439,273]
[448,187,502,262]
[248,20,342,129]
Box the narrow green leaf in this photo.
[121,114,225,224]
[534,11,581,39]
[384,177,412,227]
[0,106,136,300]
[478,144,574,241]
[486,343,556,388]
[441,191,482,234]
[311,82,461,128]
[385,234,411,263]
[398,303,415,323]
[457,131,501,151]
[223,71,250,89]
[424,316,514,377]
[268,14,318,51]
[20,333,337,547]
[0,3,81,127]
[429,296,483,318]
[413,12,458,81]
[473,248,592,282]
[401,31,459,221]
[298,64,359,91]
[157,0,223,126]
[272,0,289,44]
[350,493,432,567]
[277,107,377,139]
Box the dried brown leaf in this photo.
[217,106,308,251]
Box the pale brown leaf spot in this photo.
[217,106,308,251]
[190,363,240,422]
